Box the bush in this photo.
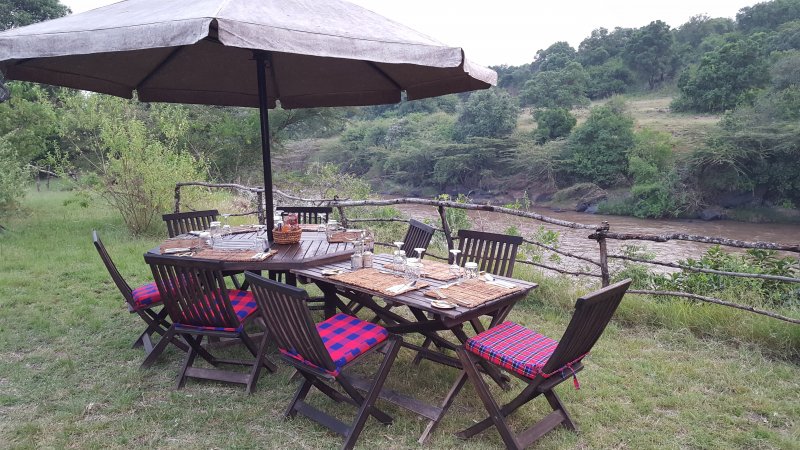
[453,89,519,141]
[0,138,28,218]
[532,108,576,144]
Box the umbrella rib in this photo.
[366,61,402,91]
[134,45,187,91]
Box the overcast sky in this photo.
[62,0,760,66]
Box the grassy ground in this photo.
[1,189,798,449]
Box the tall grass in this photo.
[1,188,798,449]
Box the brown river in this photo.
[391,204,800,272]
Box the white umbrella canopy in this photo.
[0,0,496,237]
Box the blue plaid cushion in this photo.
[175,289,257,332]
[280,313,388,376]
[131,282,162,310]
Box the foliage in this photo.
[438,193,471,233]
[623,20,677,89]
[672,33,770,112]
[453,89,519,141]
[301,162,371,201]
[58,95,207,235]
[736,0,800,33]
[577,27,633,67]
[531,41,577,72]
[512,139,569,191]
[0,137,28,217]
[584,57,633,99]
[673,14,735,64]
[654,246,799,308]
[0,0,69,30]
[766,19,800,51]
[532,108,576,144]
[519,62,589,108]
[566,98,635,186]
[0,82,58,164]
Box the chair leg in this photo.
[140,325,177,369]
[240,331,277,373]
[544,389,577,432]
[243,331,271,394]
[340,336,400,450]
[455,347,522,449]
[176,335,202,390]
[286,377,314,418]
[418,370,469,444]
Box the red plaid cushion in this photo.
[466,321,561,380]
[280,313,389,376]
[175,289,258,332]
[131,282,162,310]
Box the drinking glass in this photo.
[414,247,426,259]
[209,221,222,246]
[405,258,421,283]
[464,262,479,280]
[222,213,231,228]
[392,250,406,276]
[449,248,462,283]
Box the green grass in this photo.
[1,189,798,449]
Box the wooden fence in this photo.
[174,181,800,325]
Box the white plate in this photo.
[431,300,457,309]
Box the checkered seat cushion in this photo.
[174,289,258,332]
[131,282,163,310]
[466,321,569,380]
[281,313,389,376]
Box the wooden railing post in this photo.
[437,205,455,258]
[174,184,182,213]
[595,221,610,287]
[257,190,264,225]
[337,205,348,228]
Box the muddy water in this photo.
[391,204,800,272]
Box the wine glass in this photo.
[221,213,231,228]
[414,247,426,259]
[449,248,462,283]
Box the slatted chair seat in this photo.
[280,313,389,376]
[438,279,632,450]
[93,231,188,364]
[143,254,276,393]
[246,271,401,450]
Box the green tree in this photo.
[0,82,58,164]
[578,27,633,67]
[585,57,633,99]
[531,41,577,72]
[736,0,800,33]
[624,20,677,89]
[0,137,28,218]
[0,0,69,30]
[767,19,800,52]
[567,99,635,187]
[672,33,770,112]
[519,62,589,108]
[532,108,576,143]
[453,89,519,141]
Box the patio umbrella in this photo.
[0,0,496,239]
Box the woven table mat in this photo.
[192,248,277,262]
[382,260,457,281]
[425,279,524,308]
[160,237,205,252]
[227,225,259,235]
[300,224,324,232]
[328,268,429,296]
[327,230,363,243]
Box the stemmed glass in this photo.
[392,241,405,276]
[449,249,463,283]
[221,213,232,235]
[414,247,426,259]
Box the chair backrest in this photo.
[276,206,332,224]
[456,229,523,277]
[541,279,632,374]
[143,253,240,329]
[401,219,436,258]
[245,271,337,373]
[92,230,134,306]
[162,209,219,237]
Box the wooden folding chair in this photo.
[276,206,332,224]
[245,271,402,450]
[143,254,276,393]
[443,279,632,449]
[92,231,188,364]
[400,218,436,257]
[162,209,219,237]
[455,229,523,277]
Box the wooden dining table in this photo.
[150,229,355,279]
[292,253,537,443]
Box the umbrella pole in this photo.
[254,51,274,242]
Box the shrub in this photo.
[0,138,28,218]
